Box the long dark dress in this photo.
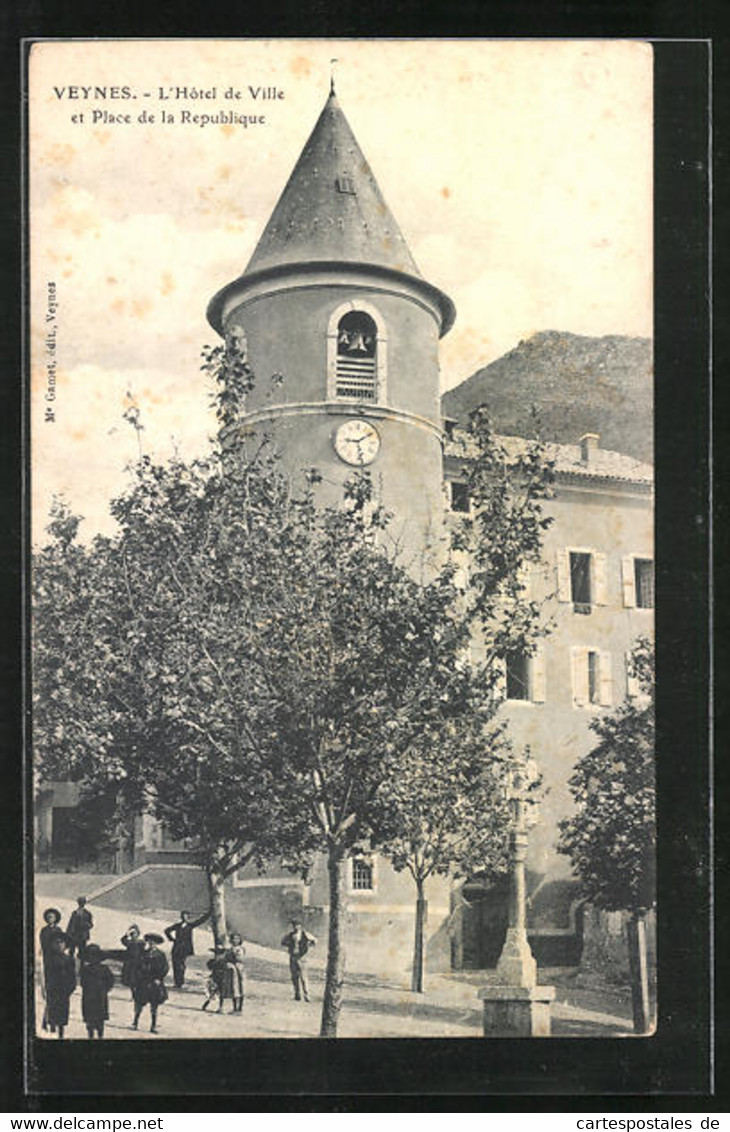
[133,948,169,1006]
[45,951,76,1028]
[80,961,114,1025]
[120,935,145,988]
[39,924,64,980]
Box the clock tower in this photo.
[207,85,455,556]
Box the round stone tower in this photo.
[207,86,455,557]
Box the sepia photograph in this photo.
[28,38,656,1050]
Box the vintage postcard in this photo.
[29,38,655,1053]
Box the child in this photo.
[225,933,246,1014]
[80,943,114,1039]
[202,947,230,1013]
[45,934,76,1039]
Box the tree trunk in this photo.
[320,845,347,1038]
[206,867,228,948]
[411,878,428,993]
[627,909,651,1033]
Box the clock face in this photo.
[333,419,381,466]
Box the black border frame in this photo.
[2,11,715,1110]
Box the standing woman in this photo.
[39,908,64,1030]
[225,933,246,1014]
[45,934,76,1039]
[80,944,114,1039]
[120,924,144,998]
[131,933,169,1034]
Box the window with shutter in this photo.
[587,649,600,704]
[505,651,530,701]
[449,481,470,513]
[634,558,654,609]
[335,311,377,399]
[570,551,592,613]
[327,301,387,402]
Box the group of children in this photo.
[39,902,249,1038]
[39,904,112,1040]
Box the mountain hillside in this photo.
[442,331,653,463]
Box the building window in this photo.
[572,647,612,707]
[570,552,592,610]
[327,301,387,402]
[351,858,374,891]
[497,646,546,704]
[587,649,600,704]
[634,558,654,609]
[621,554,654,609]
[506,651,530,701]
[335,311,377,400]
[449,481,470,513]
[557,548,607,610]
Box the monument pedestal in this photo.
[478,984,556,1037]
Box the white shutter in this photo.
[531,646,546,703]
[493,655,507,700]
[599,651,613,706]
[622,556,637,607]
[626,650,640,698]
[593,553,608,605]
[557,548,571,602]
[571,647,588,706]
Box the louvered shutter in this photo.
[622,556,637,607]
[557,548,571,602]
[572,647,588,706]
[599,651,613,706]
[593,553,608,605]
[531,646,546,703]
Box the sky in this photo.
[29,39,653,538]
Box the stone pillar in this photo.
[478,756,555,1037]
[478,984,556,1037]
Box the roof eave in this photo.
[207,260,456,339]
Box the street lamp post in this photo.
[478,751,555,1037]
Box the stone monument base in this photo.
[478,984,556,1037]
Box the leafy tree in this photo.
[33,340,556,1038]
[373,719,513,992]
[33,340,314,943]
[557,636,655,1031]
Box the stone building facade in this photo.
[35,87,653,980]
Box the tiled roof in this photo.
[246,92,421,278]
[444,429,653,485]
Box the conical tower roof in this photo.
[246,89,420,277]
[208,88,455,336]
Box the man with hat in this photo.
[131,933,169,1034]
[164,908,210,989]
[280,918,317,1003]
[66,896,93,963]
